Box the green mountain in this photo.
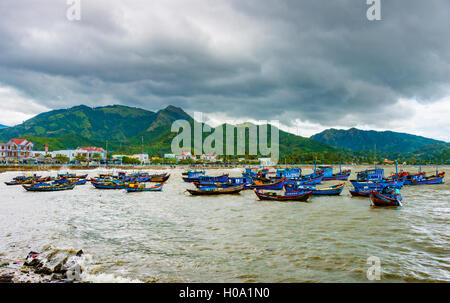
[311,128,444,153]
[0,124,8,129]
[0,105,157,143]
[0,104,337,158]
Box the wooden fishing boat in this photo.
[285,183,346,196]
[182,170,205,176]
[146,173,170,183]
[255,189,313,202]
[91,180,126,189]
[370,190,402,207]
[183,174,229,183]
[349,189,371,197]
[125,182,165,192]
[187,185,244,195]
[22,183,75,192]
[244,178,285,190]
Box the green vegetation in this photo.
[0,105,448,164]
[311,127,443,153]
[122,156,141,165]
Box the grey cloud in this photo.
[0,0,449,133]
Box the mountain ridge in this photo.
[311,127,445,153]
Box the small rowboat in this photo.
[244,178,285,190]
[146,173,170,183]
[22,183,75,192]
[255,190,313,202]
[125,182,165,192]
[285,183,346,196]
[370,191,402,207]
[91,181,126,189]
[349,189,371,197]
[187,185,244,195]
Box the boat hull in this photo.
[187,185,244,195]
[370,191,402,207]
[22,184,75,192]
[255,190,313,202]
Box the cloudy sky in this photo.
[0,0,449,141]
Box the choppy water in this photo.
[0,166,449,282]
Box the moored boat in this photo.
[254,189,313,202]
[22,183,75,192]
[285,183,346,196]
[370,190,403,207]
[91,180,126,189]
[187,185,244,195]
[244,178,285,190]
[125,182,165,192]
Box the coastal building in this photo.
[51,150,79,161]
[75,146,107,160]
[132,154,149,163]
[200,154,217,162]
[50,147,106,161]
[0,138,34,160]
[258,157,275,166]
[177,152,197,161]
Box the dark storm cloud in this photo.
[0,0,449,131]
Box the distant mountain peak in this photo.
[311,127,443,152]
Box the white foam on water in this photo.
[81,272,143,283]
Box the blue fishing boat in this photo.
[22,182,75,192]
[194,177,252,189]
[319,165,351,181]
[370,188,403,207]
[244,178,285,190]
[285,182,346,196]
[125,182,165,192]
[183,173,229,183]
[254,189,313,202]
[91,180,126,189]
[284,175,323,187]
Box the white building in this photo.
[133,154,149,163]
[0,139,34,160]
[259,158,276,166]
[50,146,106,161]
[200,154,217,162]
[177,152,197,161]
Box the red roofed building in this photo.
[0,139,34,159]
[75,146,107,160]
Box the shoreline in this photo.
[1,164,447,173]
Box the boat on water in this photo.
[254,189,313,202]
[57,173,88,180]
[194,177,252,189]
[91,180,126,189]
[5,175,44,185]
[145,173,170,183]
[182,170,205,176]
[393,171,445,186]
[187,185,244,195]
[183,173,229,183]
[125,182,165,192]
[370,189,403,207]
[319,166,351,181]
[244,178,285,190]
[283,175,324,186]
[22,182,75,192]
[285,182,346,196]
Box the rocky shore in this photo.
[0,249,86,283]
